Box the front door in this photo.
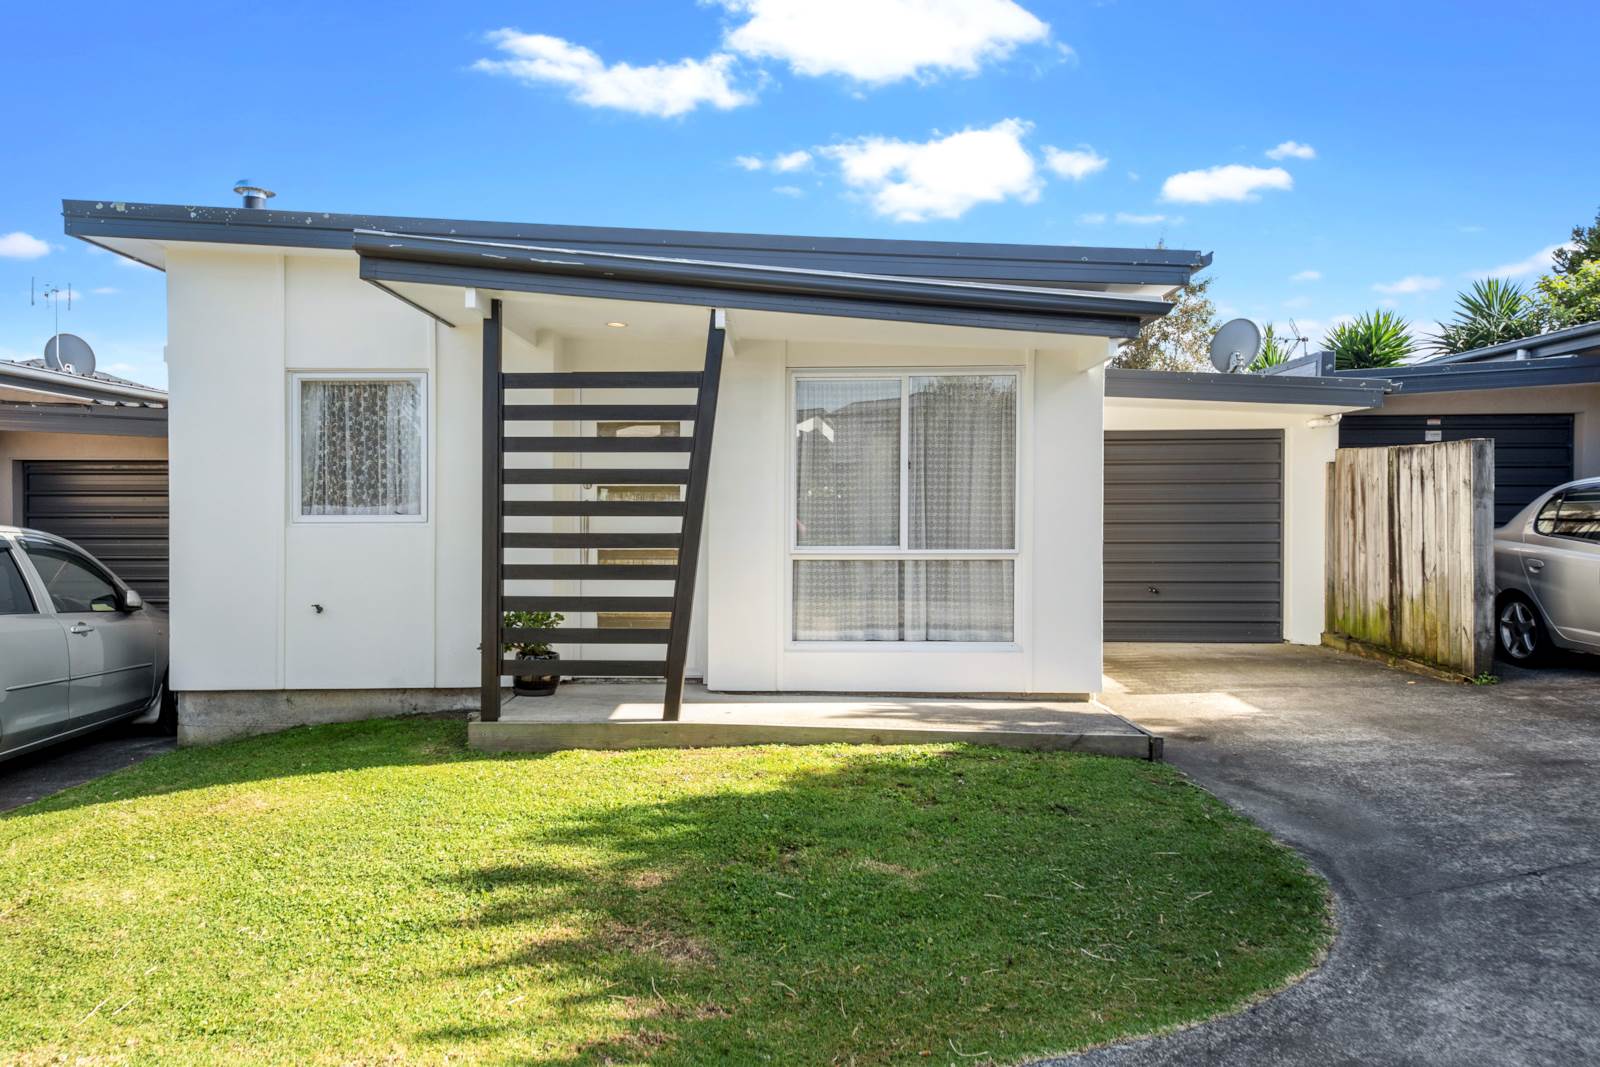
[19,538,156,724]
[0,544,71,755]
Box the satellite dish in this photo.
[1210,318,1262,373]
[43,333,96,376]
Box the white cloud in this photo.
[0,232,51,260]
[1282,295,1313,310]
[1266,140,1316,161]
[91,286,119,295]
[1077,212,1107,225]
[1478,242,1577,279]
[1115,212,1174,225]
[1161,164,1292,204]
[774,185,805,197]
[1043,145,1107,181]
[735,149,811,172]
[474,30,752,117]
[715,0,1051,85]
[821,118,1041,222]
[1290,269,1321,283]
[1372,274,1441,296]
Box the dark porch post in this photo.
[480,298,504,722]
[661,309,726,720]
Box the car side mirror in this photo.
[120,588,144,612]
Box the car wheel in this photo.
[1497,595,1547,665]
[156,675,178,735]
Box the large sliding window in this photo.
[791,371,1018,644]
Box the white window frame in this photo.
[290,372,429,525]
[787,367,1022,648]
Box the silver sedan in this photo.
[0,528,170,760]
[1494,479,1600,664]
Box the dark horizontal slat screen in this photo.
[506,404,697,422]
[502,658,668,677]
[23,461,170,609]
[504,468,690,485]
[1339,413,1573,525]
[503,500,685,518]
[1104,430,1283,643]
[503,372,701,390]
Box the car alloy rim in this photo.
[1499,601,1538,659]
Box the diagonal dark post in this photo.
[480,298,504,722]
[662,309,726,720]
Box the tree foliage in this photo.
[1114,274,1219,372]
[1538,259,1600,329]
[1324,310,1415,370]
[1551,206,1600,277]
[1431,278,1546,354]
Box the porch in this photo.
[471,682,1160,759]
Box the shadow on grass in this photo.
[1,713,492,820]
[411,747,1328,1065]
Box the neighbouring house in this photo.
[0,357,169,606]
[1270,320,1600,523]
[63,197,1388,743]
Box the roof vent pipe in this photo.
[232,180,275,209]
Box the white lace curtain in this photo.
[300,379,423,517]
[791,373,1016,642]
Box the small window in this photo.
[21,541,118,613]
[1544,488,1600,542]
[0,550,36,615]
[295,375,425,521]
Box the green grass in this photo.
[0,718,1330,1065]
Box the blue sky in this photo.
[3,0,1596,387]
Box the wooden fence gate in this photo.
[1325,439,1495,678]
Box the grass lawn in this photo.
[0,718,1329,1065]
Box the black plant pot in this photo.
[512,650,561,697]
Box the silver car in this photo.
[0,527,170,760]
[1494,479,1600,664]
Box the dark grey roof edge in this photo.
[1337,355,1600,395]
[62,199,1212,286]
[354,230,1173,320]
[0,362,168,406]
[1418,319,1600,364]
[0,402,166,438]
[1106,368,1390,407]
[360,253,1147,339]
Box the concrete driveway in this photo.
[1049,643,1600,1066]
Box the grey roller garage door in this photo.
[1104,430,1283,642]
[22,461,169,608]
[1339,413,1572,526]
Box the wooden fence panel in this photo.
[1325,439,1495,678]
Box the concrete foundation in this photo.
[175,688,480,745]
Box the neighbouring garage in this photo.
[1104,429,1284,642]
[22,460,170,608]
[1339,413,1573,525]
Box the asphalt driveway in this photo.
[0,722,175,814]
[1044,643,1600,1066]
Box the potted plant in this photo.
[504,609,565,697]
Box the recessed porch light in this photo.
[605,321,628,328]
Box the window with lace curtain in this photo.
[293,374,427,522]
[791,370,1018,643]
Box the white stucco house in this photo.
[63,197,1389,743]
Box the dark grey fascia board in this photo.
[356,246,1155,339]
[354,230,1171,321]
[1106,368,1390,407]
[1418,320,1600,365]
[0,403,167,437]
[1357,356,1600,395]
[63,199,1212,286]
[1261,350,1337,376]
[360,255,1143,339]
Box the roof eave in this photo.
[1106,368,1390,408]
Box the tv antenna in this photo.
[1283,318,1311,361]
[1209,318,1262,373]
[31,279,77,370]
